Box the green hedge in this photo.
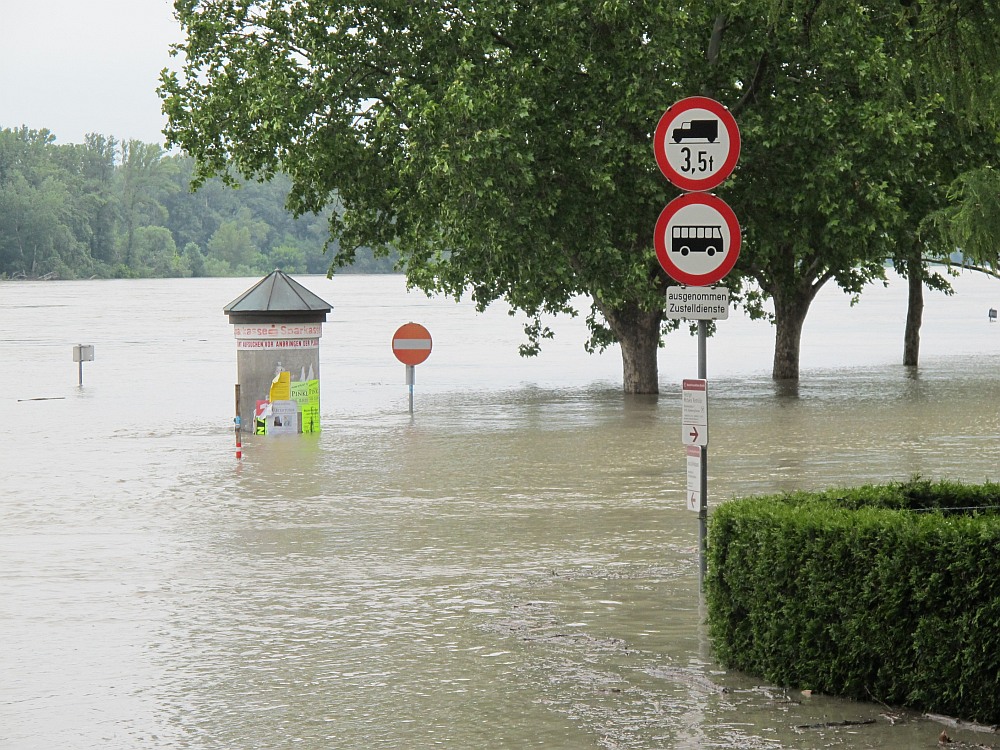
[706,479,1000,723]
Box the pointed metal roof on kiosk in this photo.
[224,270,332,323]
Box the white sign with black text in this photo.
[666,286,729,320]
[681,378,709,447]
[686,445,702,511]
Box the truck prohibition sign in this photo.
[654,96,741,192]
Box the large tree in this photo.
[162,1,703,392]
[721,6,911,379]
[159,0,987,389]
[892,105,999,368]
[719,1,1000,379]
[890,0,1000,367]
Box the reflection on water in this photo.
[2,273,999,749]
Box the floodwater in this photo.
[2,271,999,750]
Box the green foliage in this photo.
[158,0,1000,387]
[161,0,696,385]
[924,166,1000,274]
[0,126,396,279]
[907,0,1000,117]
[707,479,1000,723]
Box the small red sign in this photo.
[392,322,433,366]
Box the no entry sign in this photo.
[654,192,741,286]
[654,96,740,192]
[392,322,433,366]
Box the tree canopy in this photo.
[160,0,1000,389]
[718,2,1000,377]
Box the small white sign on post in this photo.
[686,445,702,511]
[666,286,729,320]
[73,344,94,386]
[681,378,708,446]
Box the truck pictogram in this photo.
[671,119,719,143]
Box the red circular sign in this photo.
[654,96,740,192]
[654,193,741,286]
[392,322,433,366]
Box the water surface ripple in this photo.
[2,273,999,749]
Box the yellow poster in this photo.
[269,370,291,401]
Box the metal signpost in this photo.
[72,344,94,386]
[392,322,433,414]
[654,96,741,589]
[682,378,709,558]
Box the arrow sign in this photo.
[686,445,702,511]
[681,378,708,446]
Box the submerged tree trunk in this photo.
[771,284,824,381]
[602,301,663,394]
[903,248,924,367]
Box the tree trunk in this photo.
[771,289,817,381]
[601,301,662,394]
[903,248,923,367]
[620,325,660,394]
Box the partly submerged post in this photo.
[73,344,94,386]
[392,323,433,415]
[224,270,333,436]
[234,383,242,459]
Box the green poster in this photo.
[290,379,321,433]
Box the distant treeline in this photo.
[0,126,396,280]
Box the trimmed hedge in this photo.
[706,479,1000,723]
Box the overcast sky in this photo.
[0,0,183,145]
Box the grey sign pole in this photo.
[406,364,415,414]
[697,321,709,590]
[73,344,94,386]
[655,96,740,594]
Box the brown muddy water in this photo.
[2,272,999,749]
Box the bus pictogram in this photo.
[672,225,724,256]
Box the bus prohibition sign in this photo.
[654,192,741,287]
